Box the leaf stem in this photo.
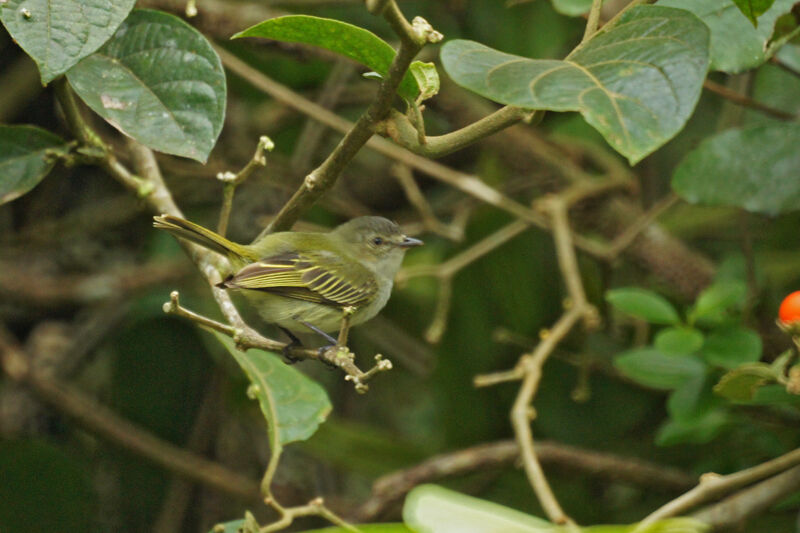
[582,0,603,42]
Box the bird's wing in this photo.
[222,251,377,308]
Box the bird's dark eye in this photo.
[372,237,384,246]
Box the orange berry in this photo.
[779,291,800,324]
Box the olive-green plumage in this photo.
[153,215,422,333]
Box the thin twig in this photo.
[217,135,274,237]
[600,193,679,261]
[504,196,598,528]
[391,164,463,241]
[703,79,798,121]
[398,220,530,341]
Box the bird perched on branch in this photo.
[153,215,422,343]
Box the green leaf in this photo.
[209,331,331,448]
[402,485,708,533]
[409,61,440,102]
[655,327,704,355]
[615,349,706,390]
[440,6,709,164]
[0,0,136,83]
[286,525,413,533]
[700,327,762,369]
[550,0,596,17]
[606,288,680,325]
[713,363,776,401]
[667,373,714,421]
[208,519,245,533]
[233,15,420,101]
[672,123,800,216]
[0,125,68,205]
[688,280,747,323]
[656,409,729,445]
[403,484,555,533]
[658,0,796,73]
[747,384,800,405]
[732,0,777,25]
[66,9,226,162]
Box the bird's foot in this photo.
[279,327,303,365]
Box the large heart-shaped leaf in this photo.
[441,6,709,164]
[209,332,331,448]
[0,125,68,205]
[658,0,796,73]
[66,9,226,162]
[0,0,136,84]
[233,15,421,101]
[672,123,800,215]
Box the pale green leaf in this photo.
[66,10,226,162]
[714,363,776,401]
[606,288,680,325]
[289,525,413,533]
[700,327,762,369]
[208,519,245,533]
[409,61,440,102]
[0,0,136,83]
[403,484,555,533]
[614,349,706,390]
[233,15,420,101]
[441,6,709,164]
[551,0,595,17]
[0,125,68,205]
[672,123,800,216]
[658,0,796,73]
[209,331,331,447]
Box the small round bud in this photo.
[779,291,800,325]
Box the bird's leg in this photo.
[279,327,303,364]
[297,321,338,345]
[335,306,356,348]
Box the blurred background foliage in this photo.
[2,0,800,532]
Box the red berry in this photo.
[779,291,800,324]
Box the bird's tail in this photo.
[153,215,255,261]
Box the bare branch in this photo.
[355,439,694,521]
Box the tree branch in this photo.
[636,445,800,529]
[355,439,694,521]
[0,326,261,502]
[262,2,442,234]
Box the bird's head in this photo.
[332,216,423,278]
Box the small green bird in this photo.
[153,215,422,340]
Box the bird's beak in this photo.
[399,236,423,248]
